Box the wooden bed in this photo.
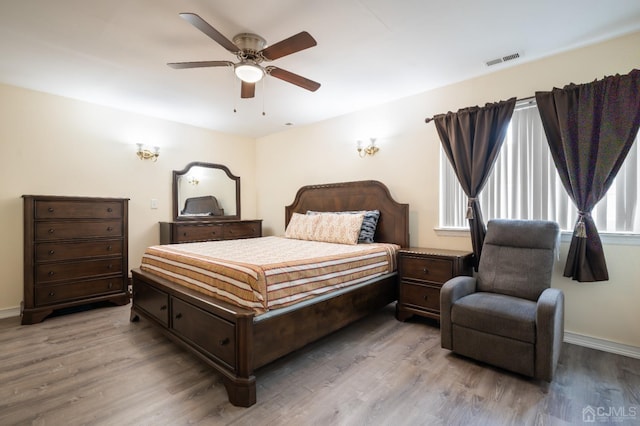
[130,180,409,407]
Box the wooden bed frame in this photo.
[130,180,409,406]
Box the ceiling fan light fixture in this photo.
[234,62,264,83]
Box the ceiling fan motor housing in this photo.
[233,33,267,61]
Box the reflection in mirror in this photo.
[173,162,240,221]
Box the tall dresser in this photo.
[22,195,130,324]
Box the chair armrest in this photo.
[440,276,477,349]
[535,288,565,381]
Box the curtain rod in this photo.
[424,96,535,123]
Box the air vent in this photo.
[485,52,521,67]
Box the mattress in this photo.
[140,236,399,314]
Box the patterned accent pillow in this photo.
[307,210,380,243]
[285,212,364,245]
[285,212,319,241]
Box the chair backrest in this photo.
[477,219,560,301]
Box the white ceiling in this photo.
[2,0,640,138]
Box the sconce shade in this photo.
[234,62,264,83]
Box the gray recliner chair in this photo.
[440,219,563,381]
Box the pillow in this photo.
[285,212,364,245]
[307,210,380,243]
[285,212,319,241]
[313,213,364,245]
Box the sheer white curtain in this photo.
[439,101,640,234]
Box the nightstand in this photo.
[396,247,473,322]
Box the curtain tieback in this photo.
[575,211,591,238]
[466,198,478,220]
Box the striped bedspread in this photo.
[140,236,399,314]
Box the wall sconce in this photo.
[187,176,199,185]
[136,143,160,162]
[357,138,379,158]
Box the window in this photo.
[439,100,640,234]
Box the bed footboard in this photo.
[130,268,257,407]
[130,268,397,407]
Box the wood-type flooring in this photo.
[1,303,638,425]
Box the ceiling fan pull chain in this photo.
[233,67,239,113]
[262,78,266,116]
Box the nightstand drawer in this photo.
[400,282,440,312]
[400,256,453,284]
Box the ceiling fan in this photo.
[168,13,321,99]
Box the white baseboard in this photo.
[564,331,640,359]
[0,306,20,320]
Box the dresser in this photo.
[395,247,473,322]
[159,220,262,244]
[22,195,130,324]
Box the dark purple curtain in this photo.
[536,69,640,282]
[432,98,516,269]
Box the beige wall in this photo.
[0,84,257,311]
[256,31,640,348]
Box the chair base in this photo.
[452,324,535,378]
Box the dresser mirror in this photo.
[173,162,240,221]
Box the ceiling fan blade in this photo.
[260,31,317,60]
[179,13,240,53]
[266,67,321,92]
[167,61,233,69]
[241,81,255,98]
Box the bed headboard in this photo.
[285,180,409,248]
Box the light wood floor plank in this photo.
[1,303,638,425]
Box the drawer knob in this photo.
[48,207,54,213]
[108,282,113,289]
[48,291,55,297]
[107,264,113,270]
[183,232,188,236]
[48,228,55,234]
[160,305,167,311]
[175,313,183,319]
[107,208,113,212]
[107,226,113,231]
[106,245,112,251]
[422,268,429,274]
[219,337,230,346]
[48,271,55,276]
[424,295,429,300]
[48,250,55,255]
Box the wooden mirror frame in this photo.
[172,162,241,222]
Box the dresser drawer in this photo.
[399,282,440,312]
[36,240,123,262]
[172,297,236,368]
[224,222,261,239]
[35,277,124,306]
[36,258,123,284]
[35,220,122,241]
[400,256,453,285]
[133,279,169,326]
[35,200,123,219]
[174,224,223,243]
